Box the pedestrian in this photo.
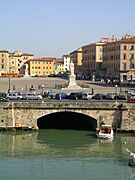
[59,93,62,100]
[92,88,94,95]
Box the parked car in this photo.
[69,92,83,100]
[117,94,127,100]
[25,92,42,100]
[55,93,68,100]
[106,93,116,100]
[5,92,23,100]
[127,97,135,103]
[0,97,9,102]
[92,93,106,100]
[81,93,94,100]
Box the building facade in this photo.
[9,51,34,76]
[81,40,106,79]
[29,57,56,77]
[63,55,70,72]
[54,59,64,75]
[102,34,135,81]
[0,50,10,76]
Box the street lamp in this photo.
[8,77,11,93]
[115,85,118,104]
[8,66,12,93]
[41,84,45,95]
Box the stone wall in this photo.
[0,101,134,131]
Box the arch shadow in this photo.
[37,111,97,131]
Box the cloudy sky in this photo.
[1,0,135,58]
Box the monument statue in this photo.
[70,61,75,75]
[62,60,88,91]
[24,63,29,77]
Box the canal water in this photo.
[0,130,135,180]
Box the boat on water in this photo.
[125,148,135,167]
[96,124,114,140]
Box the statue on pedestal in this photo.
[24,63,29,77]
[70,61,75,75]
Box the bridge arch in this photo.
[37,111,97,131]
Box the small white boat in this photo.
[125,148,135,167]
[96,124,114,140]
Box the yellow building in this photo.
[9,51,34,76]
[29,58,55,77]
[54,60,64,75]
[0,50,10,76]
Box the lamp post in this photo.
[115,85,118,104]
[8,66,12,93]
[41,84,45,95]
[8,77,11,93]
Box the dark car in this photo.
[117,94,127,100]
[92,93,106,100]
[69,92,83,100]
[0,97,9,102]
[106,93,116,100]
[55,93,68,99]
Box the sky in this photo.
[1,0,135,58]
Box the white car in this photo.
[26,92,43,100]
[81,93,94,100]
[6,92,23,100]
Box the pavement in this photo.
[0,77,133,95]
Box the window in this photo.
[123,45,127,50]
[123,54,127,59]
[130,45,134,50]
[123,63,127,70]
[130,63,134,68]
[2,59,4,63]
[1,64,4,69]
[130,54,134,60]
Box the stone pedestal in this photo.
[62,61,86,91]
[67,74,81,89]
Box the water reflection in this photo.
[0,130,134,159]
[0,130,134,179]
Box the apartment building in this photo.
[0,50,10,76]
[70,48,82,76]
[54,59,64,75]
[81,40,106,79]
[102,34,135,81]
[9,51,34,76]
[63,55,70,72]
[29,57,55,77]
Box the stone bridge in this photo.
[0,101,135,131]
